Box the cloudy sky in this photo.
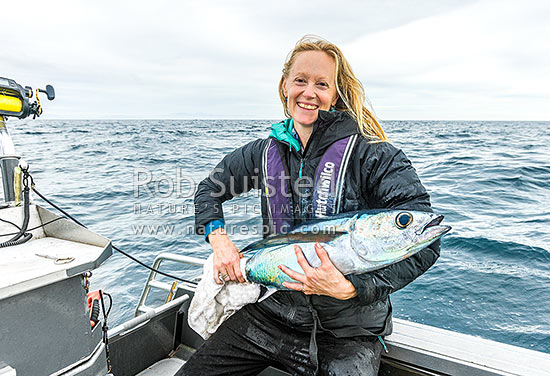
[2,0,549,120]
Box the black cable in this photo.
[111,244,194,283]
[0,173,33,248]
[17,176,32,238]
[103,292,113,317]
[0,233,33,248]
[32,187,87,227]
[0,217,22,231]
[0,217,64,237]
[31,185,196,284]
[99,289,112,373]
[27,217,64,231]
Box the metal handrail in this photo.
[135,252,205,316]
[112,295,190,338]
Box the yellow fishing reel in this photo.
[1,78,55,206]
[0,77,55,119]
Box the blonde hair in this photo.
[278,35,389,142]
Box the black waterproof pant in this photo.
[176,304,383,376]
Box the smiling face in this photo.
[282,50,338,128]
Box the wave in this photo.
[441,236,550,279]
[445,235,549,259]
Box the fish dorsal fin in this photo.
[241,230,346,254]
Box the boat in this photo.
[1,78,550,375]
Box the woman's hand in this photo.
[279,243,357,300]
[208,228,245,284]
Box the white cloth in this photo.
[188,254,261,339]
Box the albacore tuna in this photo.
[244,209,451,289]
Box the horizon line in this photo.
[16,118,550,122]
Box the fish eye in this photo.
[395,212,413,229]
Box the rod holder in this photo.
[0,117,20,204]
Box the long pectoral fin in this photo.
[241,231,346,253]
[290,213,358,234]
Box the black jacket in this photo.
[195,110,440,337]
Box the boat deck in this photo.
[107,287,550,376]
[0,204,111,300]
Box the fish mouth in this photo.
[416,214,451,236]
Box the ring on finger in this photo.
[221,273,230,280]
[301,285,305,292]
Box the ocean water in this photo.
[6,118,550,354]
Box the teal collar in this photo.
[269,118,301,152]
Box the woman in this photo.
[178,36,440,375]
